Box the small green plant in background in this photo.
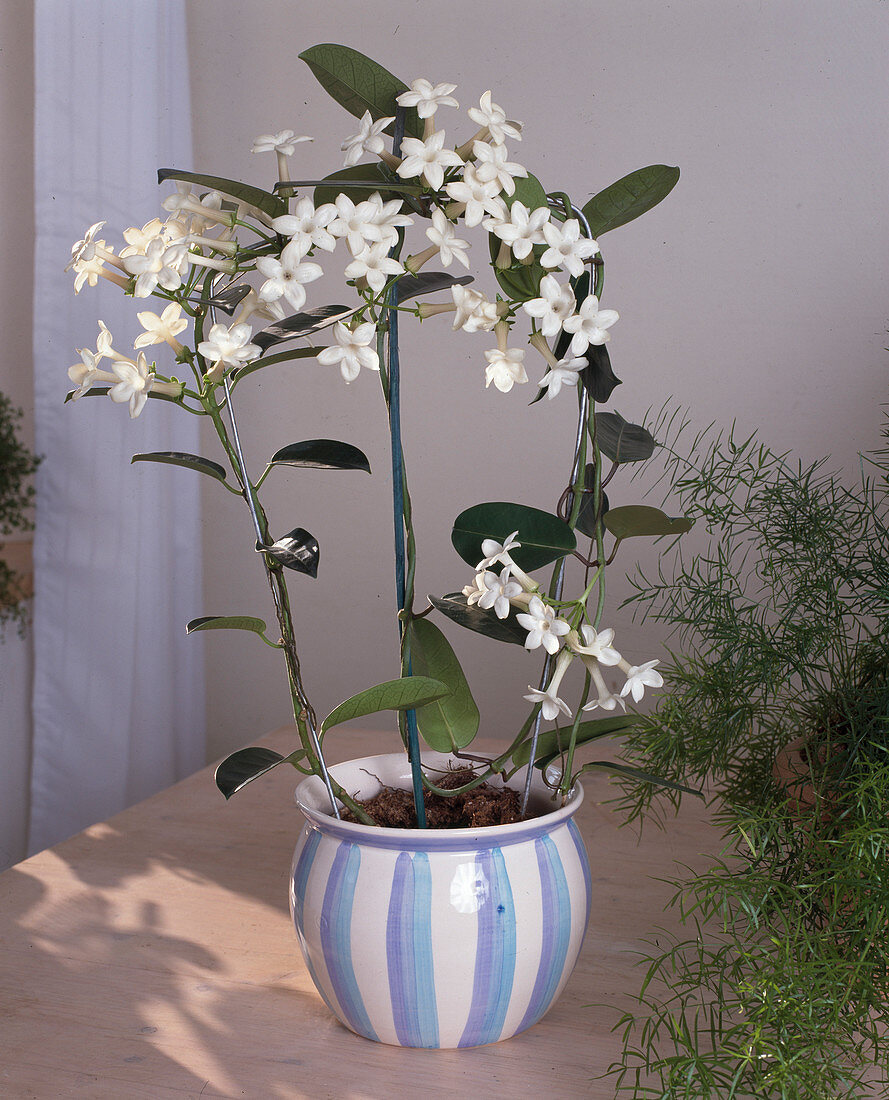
[606,407,889,1098]
[0,391,39,636]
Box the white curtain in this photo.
[30,0,204,853]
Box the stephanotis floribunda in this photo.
[65,44,694,824]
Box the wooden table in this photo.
[0,729,714,1098]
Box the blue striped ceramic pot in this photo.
[290,752,591,1049]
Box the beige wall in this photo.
[186,0,889,762]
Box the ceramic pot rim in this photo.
[294,751,584,851]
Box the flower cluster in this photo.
[462,532,662,723]
[65,49,674,809]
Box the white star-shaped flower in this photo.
[396,78,458,118]
[370,195,414,249]
[451,285,499,332]
[341,111,395,166]
[396,131,464,193]
[197,323,261,371]
[484,345,527,392]
[468,91,522,144]
[344,243,404,294]
[271,199,338,256]
[523,274,576,337]
[574,625,622,666]
[581,690,626,713]
[476,568,522,619]
[67,347,116,400]
[462,572,487,606]
[256,242,323,311]
[540,219,599,278]
[134,303,188,349]
[445,164,505,227]
[538,355,586,399]
[330,194,388,256]
[251,130,312,155]
[620,660,664,703]
[477,530,521,570]
[425,208,470,269]
[515,596,571,654]
[524,684,572,723]
[484,201,550,261]
[122,237,188,298]
[66,221,106,271]
[316,321,380,383]
[108,351,154,419]
[562,294,620,355]
[472,140,527,196]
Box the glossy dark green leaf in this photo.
[452,502,576,572]
[581,165,680,238]
[511,715,644,770]
[253,305,354,351]
[299,44,423,139]
[428,593,527,646]
[310,164,423,208]
[269,440,371,474]
[578,760,703,798]
[603,505,694,541]
[131,451,228,483]
[186,615,269,635]
[215,746,307,799]
[264,527,319,576]
[231,347,320,382]
[320,676,451,734]
[397,271,473,302]
[407,619,479,752]
[65,388,184,408]
[157,168,286,220]
[489,172,549,302]
[576,479,609,539]
[595,411,657,464]
[580,344,622,404]
[188,283,252,315]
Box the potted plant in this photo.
[64,44,698,1049]
[0,391,39,636]
[606,408,889,1096]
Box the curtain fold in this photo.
[30,0,204,853]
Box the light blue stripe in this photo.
[459,848,516,1048]
[292,829,338,1017]
[387,852,440,1048]
[517,835,572,1033]
[567,818,592,930]
[412,853,439,1047]
[320,841,379,1041]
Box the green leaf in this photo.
[269,440,371,474]
[320,676,451,735]
[603,505,694,541]
[157,168,286,220]
[215,746,307,800]
[310,162,425,206]
[131,451,228,484]
[581,165,680,238]
[429,593,528,646]
[575,473,608,539]
[511,715,644,770]
[578,760,703,798]
[253,306,355,351]
[65,387,185,409]
[407,619,479,752]
[231,347,320,382]
[489,172,549,301]
[595,411,657,464]
[186,615,269,636]
[299,44,423,139]
[452,502,577,573]
[396,271,473,302]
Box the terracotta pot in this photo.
[291,752,591,1049]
